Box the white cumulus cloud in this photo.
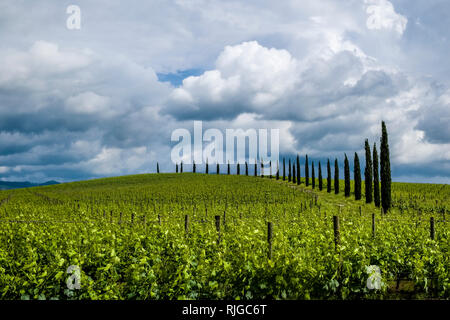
[365,0,408,35]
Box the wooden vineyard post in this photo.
[430,217,435,240]
[158,214,161,225]
[267,222,273,260]
[215,215,221,244]
[103,210,106,220]
[333,216,340,251]
[337,204,344,216]
[131,212,135,224]
[119,212,123,225]
[223,210,226,228]
[185,215,189,236]
[333,214,343,295]
[372,213,376,238]
[110,210,113,223]
[359,206,362,216]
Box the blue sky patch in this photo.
[157,68,205,87]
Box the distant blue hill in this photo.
[0,180,59,190]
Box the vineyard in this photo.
[0,173,448,300]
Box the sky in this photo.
[0,0,449,183]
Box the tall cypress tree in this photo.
[276,160,279,180]
[193,161,196,173]
[354,153,361,200]
[380,121,392,213]
[227,161,230,175]
[261,158,264,177]
[373,143,380,207]
[176,163,179,173]
[364,139,373,203]
[312,162,315,189]
[269,160,272,179]
[305,155,309,186]
[327,159,331,193]
[283,158,286,181]
[217,163,220,175]
[318,162,323,191]
[254,161,257,177]
[237,163,240,175]
[344,154,350,197]
[157,162,160,174]
[288,159,292,182]
[293,163,296,184]
[181,161,183,173]
[296,154,301,185]
[245,162,248,176]
[334,158,339,194]
[206,159,209,174]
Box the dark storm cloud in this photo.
[415,98,450,144]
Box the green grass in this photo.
[0,173,448,300]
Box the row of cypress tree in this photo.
[272,122,391,211]
[364,121,391,213]
[167,121,392,212]
[174,160,270,176]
